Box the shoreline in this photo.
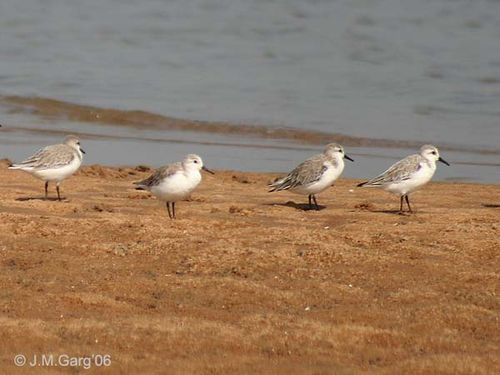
[3,95,500,156]
[2,95,499,184]
[0,162,498,373]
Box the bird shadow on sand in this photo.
[16,196,67,202]
[482,203,500,208]
[265,201,327,211]
[366,209,413,216]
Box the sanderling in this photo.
[357,145,449,213]
[268,143,354,210]
[134,154,214,219]
[9,135,85,201]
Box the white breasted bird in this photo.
[357,144,450,213]
[9,135,85,201]
[134,154,214,219]
[268,143,354,210]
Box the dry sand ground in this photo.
[0,160,498,374]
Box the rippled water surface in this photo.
[0,0,499,182]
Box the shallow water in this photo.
[1,106,498,183]
[0,0,499,182]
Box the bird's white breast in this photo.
[293,159,344,195]
[151,170,202,201]
[386,161,436,196]
[31,155,82,182]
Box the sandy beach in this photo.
[1,1,499,373]
[0,160,498,374]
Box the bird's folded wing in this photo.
[134,162,183,188]
[269,155,327,191]
[366,154,422,185]
[15,145,74,169]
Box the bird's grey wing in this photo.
[269,155,326,191]
[364,154,422,186]
[14,144,75,169]
[134,162,182,188]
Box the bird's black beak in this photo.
[80,148,86,154]
[344,154,354,162]
[202,166,215,174]
[438,157,449,166]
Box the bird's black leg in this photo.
[45,181,49,199]
[166,202,172,219]
[405,195,413,213]
[172,202,176,219]
[56,184,62,201]
[312,195,319,210]
[400,196,404,213]
[308,195,313,210]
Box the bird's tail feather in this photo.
[134,181,147,190]
[8,164,25,170]
[268,176,290,192]
[357,180,382,187]
[268,176,292,193]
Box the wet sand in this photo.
[3,95,500,156]
[0,160,498,374]
[3,95,418,148]
[2,95,500,184]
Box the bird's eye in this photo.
[431,151,436,155]
[194,160,198,163]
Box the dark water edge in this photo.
[0,96,499,184]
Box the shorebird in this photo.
[134,154,214,219]
[9,135,85,200]
[357,144,450,213]
[268,143,354,210]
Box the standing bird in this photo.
[268,143,354,210]
[134,154,214,219]
[9,135,85,201]
[357,145,450,213]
